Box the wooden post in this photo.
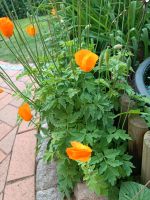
[128,115,148,174]
[141,131,150,185]
[119,94,136,130]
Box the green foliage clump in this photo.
[0,0,47,19]
[32,44,135,198]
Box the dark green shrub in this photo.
[0,0,48,19]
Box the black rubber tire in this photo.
[135,57,150,97]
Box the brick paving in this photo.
[0,65,36,200]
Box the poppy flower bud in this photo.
[26,25,38,37]
[18,103,33,121]
[0,88,4,93]
[113,44,123,50]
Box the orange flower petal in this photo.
[26,25,37,37]
[18,103,33,121]
[66,148,91,162]
[0,17,14,38]
[80,52,99,72]
[71,141,92,152]
[66,141,92,162]
[75,49,98,72]
[75,49,91,66]
[0,88,4,93]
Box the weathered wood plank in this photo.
[128,115,148,174]
[141,131,150,184]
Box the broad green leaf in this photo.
[119,182,150,200]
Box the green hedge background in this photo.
[0,0,47,19]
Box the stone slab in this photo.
[36,160,57,191]
[36,188,60,200]
[36,138,49,162]
[74,183,107,200]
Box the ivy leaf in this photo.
[119,182,150,200]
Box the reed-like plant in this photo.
[64,0,150,67]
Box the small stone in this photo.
[36,188,61,200]
[36,160,57,191]
[113,44,123,50]
[74,183,107,200]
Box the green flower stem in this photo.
[0,35,40,86]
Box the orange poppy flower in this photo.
[0,88,4,93]
[18,103,33,121]
[75,49,99,72]
[51,8,57,16]
[0,17,14,38]
[26,25,37,37]
[66,141,92,162]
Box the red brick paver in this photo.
[0,95,12,110]
[0,105,18,127]
[8,130,36,181]
[0,68,36,200]
[0,123,12,141]
[0,127,17,155]
[0,193,3,200]
[0,155,10,193]
[4,177,35,200]
[0,151,6,163]
[18,121,34,134]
